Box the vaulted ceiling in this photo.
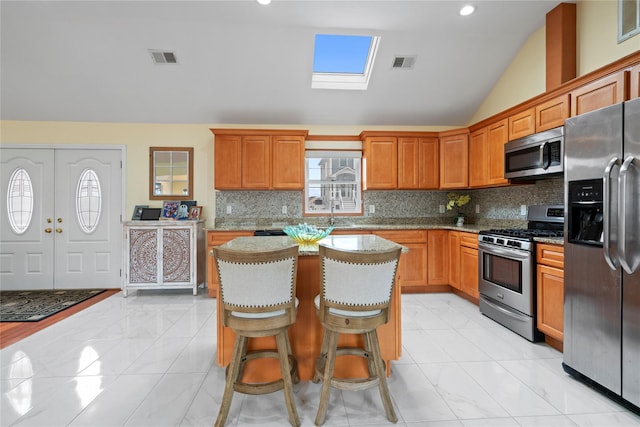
[0,0,563,127]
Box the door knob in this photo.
[44,228,52,233]
[57,218,63,223]
[47,218,52,223]
[56,228,63,233]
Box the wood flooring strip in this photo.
[0,289,120,350]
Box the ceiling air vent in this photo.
[392,55,416,69]
[149,50,178,64]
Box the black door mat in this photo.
[0,289,106,322]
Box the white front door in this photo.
[0,147,123,290]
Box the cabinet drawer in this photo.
[208,230,253,246]
[536,243,564,269]
[372,229,427,243]
[460,232,479,249]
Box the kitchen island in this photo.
[212,234,406,381]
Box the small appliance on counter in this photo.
[477,204,564,342]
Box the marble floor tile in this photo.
[2,290,640,427]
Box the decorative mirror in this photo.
[149,147,193,200]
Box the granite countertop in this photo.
[212,234,408,256]
[534,237,564,245]
[209,223,490,234]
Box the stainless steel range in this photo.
[478,204,564,341]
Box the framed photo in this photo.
[131,204,149,220]
[188,206,202,220]
[161,200,180,219]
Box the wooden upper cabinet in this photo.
[214,134,242,189]
[469,127,488,188]
[418,137,439,189]
[439,131,469,189]
[570,71,628,116]
[630,64,640,100]
[272,135,305,189]
[508,108,535,140]
[363,136,398,190]
[211,129,307,190]
[535,93,570,131]
[487,119,509,186]
[398,137,419,189]
[398,136,439,189]
[242,135,271,189]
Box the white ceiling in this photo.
[0,0,563,127]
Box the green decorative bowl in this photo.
[283,223,334,248]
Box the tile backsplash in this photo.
[214,177,563,228]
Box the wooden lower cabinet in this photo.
[536,243,565,346]
[459,232,479,300]
[427,230,449,285]
[207,230,253,297]
[372,230,428,293]
[448,231,461,289]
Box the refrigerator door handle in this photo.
[618,155,637,274]
[603,156,620,270]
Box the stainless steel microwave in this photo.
[504,126,564,180]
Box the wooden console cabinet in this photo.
[123,221,206,296]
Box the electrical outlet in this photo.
[475,204,480,214]
[439,204,445,213]
[282,205,287,215]
[369,205,375,214]
[520,205,527,216]
[226,205,232,214]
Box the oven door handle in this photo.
[478,244,531,261]
[481,296,529,321]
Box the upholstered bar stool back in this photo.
[313,244,401,426]
[213,245,300,427]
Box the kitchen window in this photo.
[304,151,362,216]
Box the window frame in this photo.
[619,0,640,43]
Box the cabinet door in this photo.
[439,133,468,189]
[419,137,439,189]
[460,246,479,299]
[162,227,192,283]
[537,264,564,341]
[214,135,242,189]
[508,108,535,141]
[242,135,271,189]
[373,230,427,292]
[398,137,419,189]
[272,135,305,189]
[469,128,488,188]
[427,230,449,285]
[487,119,509,186]
[570,71,627,116]
[630,64,640,100]
[535,94,569,132]
[448,231,460,289]
[364,136,397,189]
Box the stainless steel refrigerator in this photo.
[563,98,640,410]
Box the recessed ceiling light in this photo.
[256,0,271,5]
[459,5,476,16]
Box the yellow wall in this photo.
[471,0,640,124]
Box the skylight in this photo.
[312,34,380,90]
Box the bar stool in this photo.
[312,244,402,426]
[212,245,301,427]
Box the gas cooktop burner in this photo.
[481,229,564,239]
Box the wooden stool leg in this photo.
[368,330,397,423]
[276,331,301,427]
[315,330,338,426]
[285,334,300,384]
[313,327,330,383]
[215,335,247,427]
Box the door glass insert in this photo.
[76,168,102,233]
[7,168,34,234]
